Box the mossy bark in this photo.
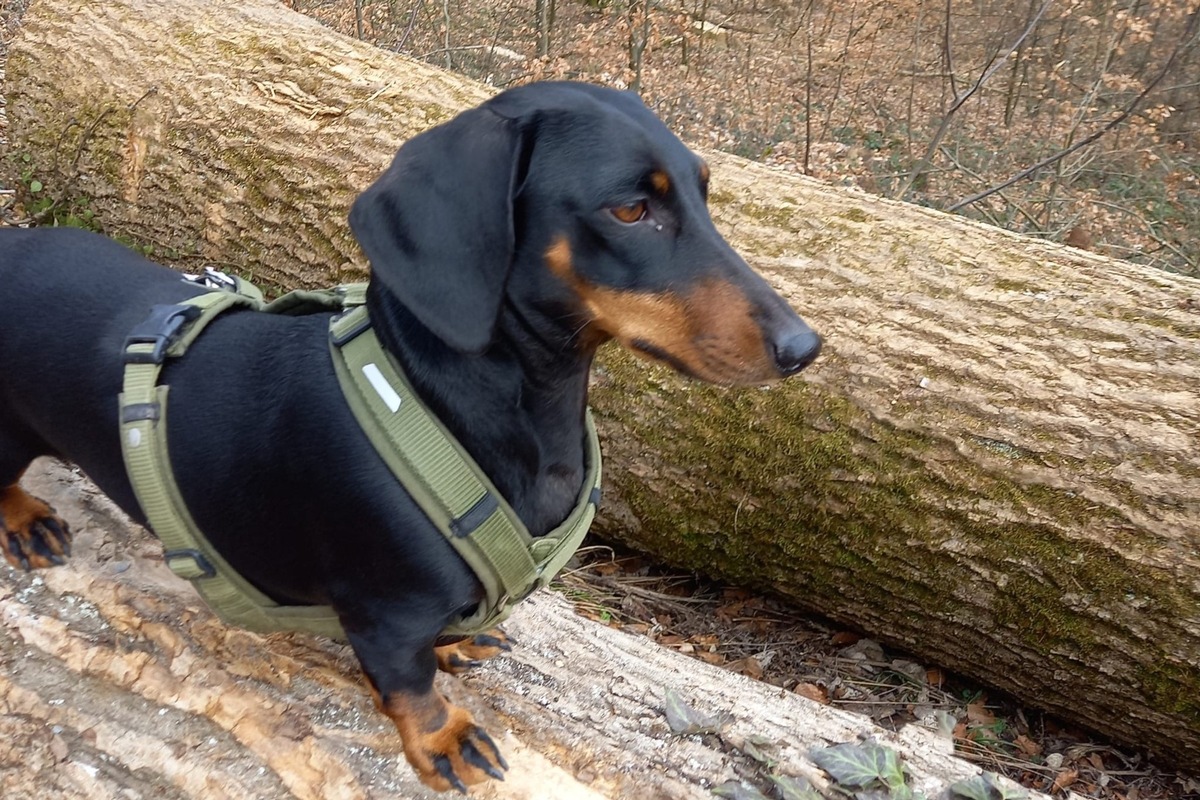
[6,0,1200,771]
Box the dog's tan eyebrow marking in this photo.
[545,236,574,282]
[650,170,670,196]
[698,161,710,184]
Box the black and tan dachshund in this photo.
[0,81,820,792]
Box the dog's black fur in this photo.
[0,81,819,791]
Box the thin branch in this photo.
[937,145,1042,230]
[942,0,957,100]
[396,0,425,52]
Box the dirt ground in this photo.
[1,2,1198,799]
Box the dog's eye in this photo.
[610,201,648,224]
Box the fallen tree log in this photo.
[5,0,1200,771]
[1,460,1044,800]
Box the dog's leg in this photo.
[434,629,513,675]
[349,624,508,792]
[0,472,72,571]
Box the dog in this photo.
[0,81,820,792]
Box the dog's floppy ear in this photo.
[350,108,523,353]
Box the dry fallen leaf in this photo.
[727,656,765,680]
[1014,734,1042,756]
[1051,767,1080,793]
[831,631,861,646]
[966,700,996,725]
[793,682,830,704]
[716,601,746,622]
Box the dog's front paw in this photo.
[0,486,72,570]
[382,688,508,792]
[435,629,513,675]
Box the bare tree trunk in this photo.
[5,0,1200,771]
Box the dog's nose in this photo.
[773,328,822,375]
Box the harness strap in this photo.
[119,289,346,638]
[118,280,601,639]
[329,305,601,634]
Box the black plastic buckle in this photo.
[123,304,203,364]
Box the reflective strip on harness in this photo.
[118,281,601,640]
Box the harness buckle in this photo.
[123,304,203,364]
[183,266,239,293]
[163,548,218,580]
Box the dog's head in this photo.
[350,81,820,385]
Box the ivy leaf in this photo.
[949,775,992,800]
[811,742,905,789]
[663,688,725,734]
[29,180,43,193]
[743,738,777,766]
[712,780,771,800]
[769,774,823,800]
[949,773,1028,800]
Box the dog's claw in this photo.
[434,754,469,794]
[462,739,506,781]
[475,633,512,652]
[477,728,508,771]
[435,628,513,675]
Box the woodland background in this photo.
[300,0,1200,275]
[1,0,1198,798]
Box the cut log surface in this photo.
[5,0,1200,772]
[0,460,1046,799]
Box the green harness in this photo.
[118,275,601,640]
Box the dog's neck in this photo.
[365,284,595,537]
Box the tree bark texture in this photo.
[5,0,1200,771]
[2,460,1042,800]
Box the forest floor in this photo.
[555,548,1200,799]
[1,1,1197,798]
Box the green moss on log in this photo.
[588,347,1200,725]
